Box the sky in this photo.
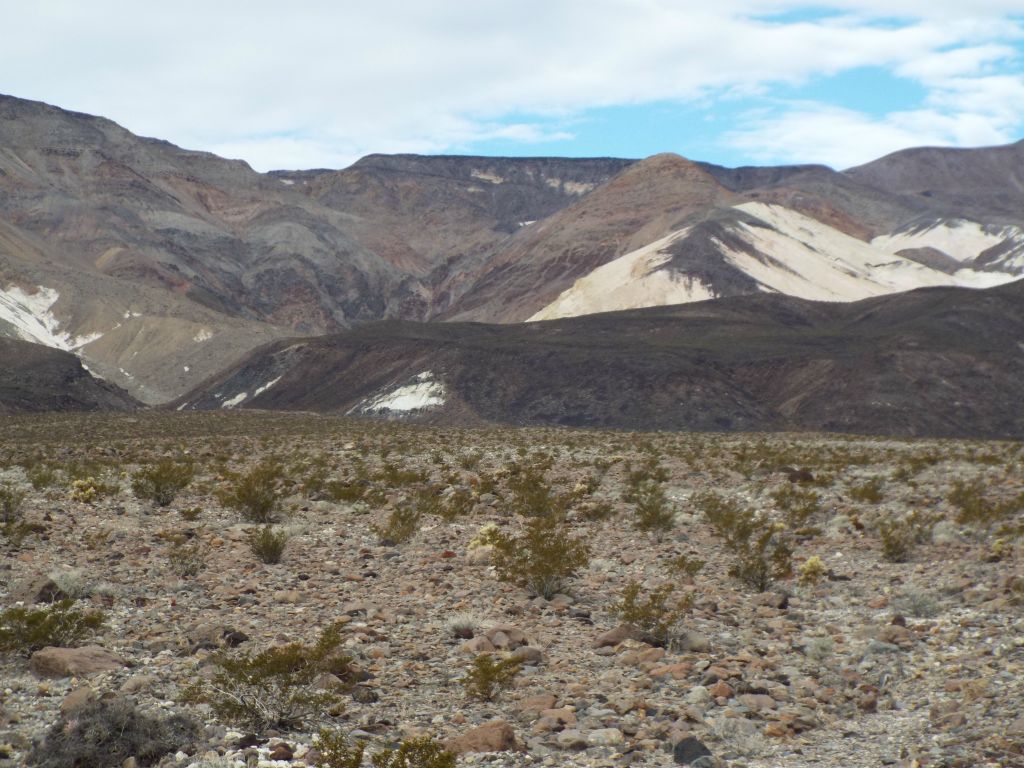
[2,1,1023,172]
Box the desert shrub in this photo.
[69,476,119,503]
[167,534,208,577]
[218,462,284,522]
[462,653,522,701]
[622,457,669,503]
[697,492,792,591]
[315,729,366,768]
[372,504,421,544]
[610,580,692,648]
[633,480,675,533]
[666,553,705,580]
[457,450,483,471]
[0,482,26,523]
[892,589,941,618]
[797,555,827,586]
[480,516,591,599]
[370,736,456,768]
[181,622,350,731]
[131,458,195,507]
[26,464,59,490]
[47,568,94,599]
[849,477,885,504]
[27,698,199,768]
[0,600,105,656]
[771,485,821,529]
[247,525,291,564]
[1,520,36,549]
[949,478,1023,531]
[506,463,567,518]
[578,498,616,522]
[179,506,203,522]
[877,510,937,562]
[378,462,428,488]
[444,612,482,640]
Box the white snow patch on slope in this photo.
[358,372,445,413]
[221,392,248,409]
[872,220,1024,265]
[722,203,1015,302]
[0,285,101,350]
[193,329,213,343]
[253,377,282,398]
[471,170,504,184]
[529,229,714,321]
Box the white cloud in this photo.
[1,1,1022,169]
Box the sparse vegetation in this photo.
[131,457,195,506]
[0,482,26,523]
[697,492,792,591]
[480,515,591,599]
[462,653,522,701]
[218,461,284,522]
[27,698,199,768]
[610,579,692,648]
[369,736,456,768]
[181,622,351,730]
[246,525,291,564]
[0,600,105,656]
[633,480,676,532]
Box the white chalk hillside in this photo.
[529,203,1020,321]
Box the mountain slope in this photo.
[0,337,139,412]
[175,279,1024,439]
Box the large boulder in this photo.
[30,646,125,678]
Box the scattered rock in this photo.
[447,720,518,754]
[29,646,125,678]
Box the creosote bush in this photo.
[462,653,522,701]
[610,579,692,648]
[315,729,366,768]
[633,480,676,533]
[372,504,421,544]
[182,622,351,731]
[0,599,105,656]
[849,477,885,504]
[131,457,195,507]
[370,736,457,768]
[481,516,591,599]
[0,482,26,523]
[877,510,937,562]
[771,485,821,529]
[27,698,199,768]
[218,462,284,522]
[697,492,792,592]
[247,525,291,564]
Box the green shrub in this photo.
[27,698,199,768]
[0,600,105,656]
[849,477,885,504]
[372,504,421,544]
[877,510,937,562]
[949,478,1023,531]
[182,622,351,731]
[167,534,208,577]
[218,462,284,522]
[0,482,26,523]
[480,516,590,599]
[69,476,120,504]
[315,729,366,768]
[462,653,521,701]
[247,525,291,564]
[770,485,821,529]
[610,580,691,648]
[26,464,59,490]
[665,553,705,580]
[131,458,195,507]
[370,737,456,768]
[506,463,567,518]
[633,480,676,532]
[696,492,792,591]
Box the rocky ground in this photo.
[1,412,1022,768]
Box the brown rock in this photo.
[10,576,68,604]
[446,720,518,754]
[460,636,495,654]
[739,693,776,712]
[707,681,733,699]
[60,687,96,715]
[30,646,125,678]
[595,624,641,648]
[515,693,558,715]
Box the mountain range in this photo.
[1,93,1022,435]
